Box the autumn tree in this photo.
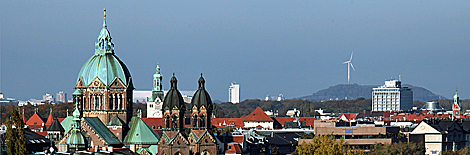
[293,135,365,155]
[370,141,424,155]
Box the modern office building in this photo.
[229,82,240,104]
[43,93,54,103]
[56,91,67,103]
[372,79,413,111]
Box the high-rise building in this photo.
[56,91,67,103]
[229,82,240,104]
[372,79,413,111]
[73,9,133,124]
[147,64,164,118]
[43,93,54,103]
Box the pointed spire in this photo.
[156,64,160,74]
[95,8,113,55]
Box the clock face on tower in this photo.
[455,111,460,115]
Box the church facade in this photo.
[157,74,217,155]
[73,9,133,125]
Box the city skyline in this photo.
[2,1,470,101]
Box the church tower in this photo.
[453,90,461,120]
[147,64,164,118]
[74,9,133,124]
[162,74,185,131]
[190,74,213,130]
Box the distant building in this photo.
[265,94,284,101]
[372,79,413,111]
[56,91,67,103]
[147,64,164,118]
[229,82,240,104]
[43,93,54,103]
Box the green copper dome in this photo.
[76,10,132,87]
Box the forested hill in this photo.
[297,84,442,102]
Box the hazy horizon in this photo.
[2,1,470,101]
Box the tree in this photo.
[370,141,424,155]
[5,119,15,155]
[293,135,364,155]
[6,107,27,155]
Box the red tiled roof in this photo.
[299,117,317,127]
[244,107,273,122]
[26,113,45,126]
[212,118,245,128]
[226,143,243,154]
[141,118,163,129]
[232,136,244,143]
[58,118,65,123]
[45,112,54,129]
[273,117,295,126]
[339,113,359,121]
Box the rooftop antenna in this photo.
[399,75,401,81]
[342,51,355,84]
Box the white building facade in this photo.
[372,79,413,111]
[229,82,240,104]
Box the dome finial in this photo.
[104,8,106,18]
[170,73,177,89]
[198,73,205,88]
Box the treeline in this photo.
[214,98,374,118]
[213,98,470,118]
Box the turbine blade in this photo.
[343,61,349,64]
[350,63,355,71]
[350,51,353,61]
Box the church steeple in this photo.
[153,64,163,92]
[453,89,461,120]
[95,8,114,55]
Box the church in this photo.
[55,9,217,155]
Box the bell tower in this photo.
[452,90,461,120]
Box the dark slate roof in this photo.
[83,117,122,145]
[108,116,126,126]
[267,132,302,146]
[47,118,65,132]
[191,75,213,110]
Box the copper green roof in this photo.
[73,89,83,95]
[108,116,126,126]
[123,117,160,145]
[67,131,86,145]
[83,117,122,145]
[60,116,73,134]
[76,11,132,87]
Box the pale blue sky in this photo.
[2,1,470,101]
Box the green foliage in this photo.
[293,135,365,155]
[6,119,15,155]
[370,141,425,155]
[6,107,27,155]
[458,146,470,155]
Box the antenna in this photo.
[342,51,355,84]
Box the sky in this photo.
[1,1,470,101]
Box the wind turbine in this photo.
[343,51,355,84]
